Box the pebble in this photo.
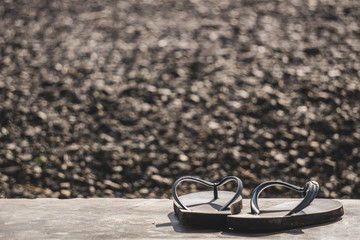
[178,154,189,162]
[60,190,71,198]
[104,180,121,190]
[296,158,308,167]
[274,153,287,163]
[310,141,320,148]
[60,182,71,189]
[151,175,172,186]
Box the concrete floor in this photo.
[0,198,358,239]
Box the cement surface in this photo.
[0,198,358,239]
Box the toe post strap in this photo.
[250,180,319,215]
[172,176,243,211]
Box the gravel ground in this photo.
[0,0,360,199]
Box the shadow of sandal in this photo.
[155,212,221,234]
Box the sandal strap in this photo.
[250,180,319,215]
[172,176,243,211]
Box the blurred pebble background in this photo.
[0,0,359,199]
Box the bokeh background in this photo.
[0,0,359,199]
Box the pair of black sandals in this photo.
[172,176,344,232]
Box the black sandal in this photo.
[172,176,243,229]
[227,180,344,232]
